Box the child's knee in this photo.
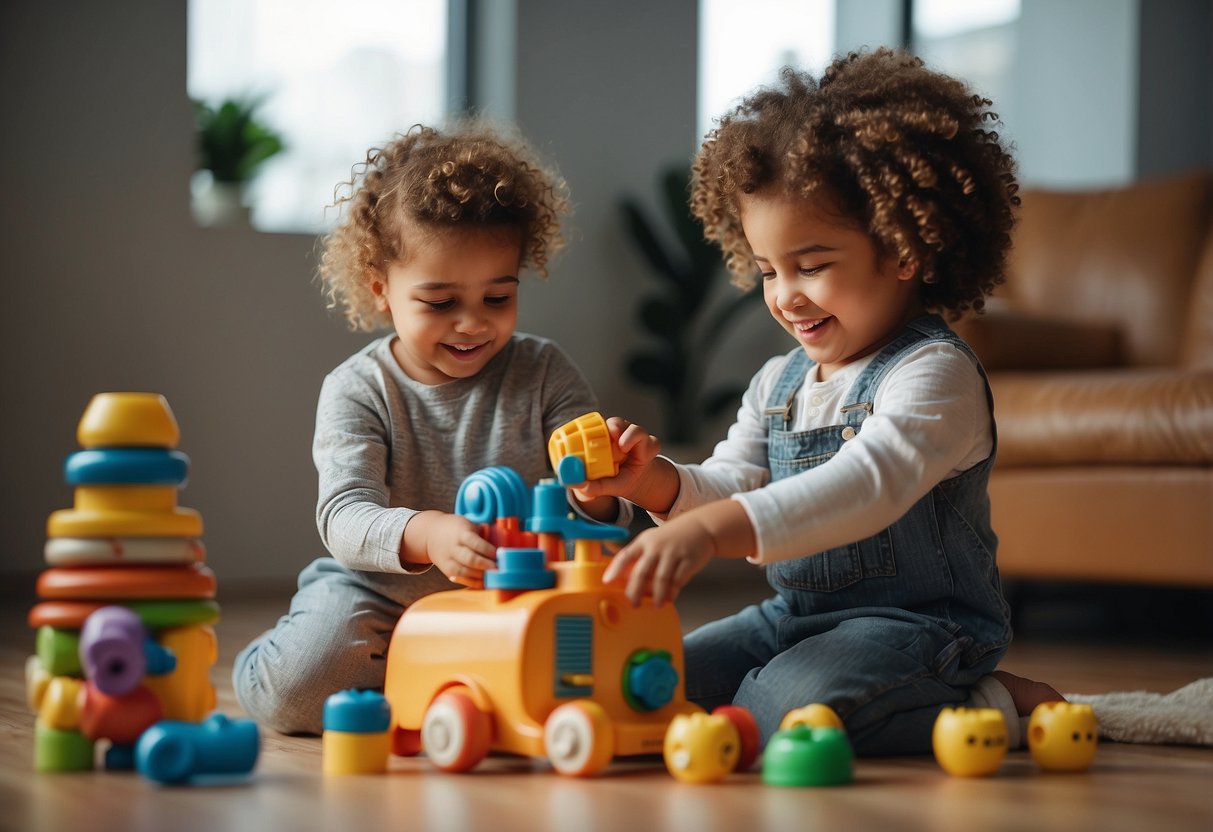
[231,636,330,735]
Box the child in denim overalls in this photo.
[575,49,1061,755]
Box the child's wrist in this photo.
[400,510,437,566]
[632,457,679,515]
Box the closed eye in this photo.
[423,299,455,311]
[800,263,828,277]
[485,294,514,306]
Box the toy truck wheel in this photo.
[543,701,614,777]
[421,690,491,773]
[391,724,422,757]
[713,705,761,771]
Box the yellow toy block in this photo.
[39,677,86,731]
[323,731,391,775]
[25,656,51,713]
[77,392,180,449]
[547,412,618,484]
[144,624,217,721]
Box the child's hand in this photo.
[601,514,718,607]
[406,512,497,588]
[571,417,668,508]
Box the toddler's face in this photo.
[739,191,922,381]
[373,227,522,385]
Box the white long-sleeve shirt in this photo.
[664,342,993,565]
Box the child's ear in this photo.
[897,259,919,282]
[367,267,389,312]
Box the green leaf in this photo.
[192,95,285,183]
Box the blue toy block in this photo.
[135,714,259,785]
[323,690,392,734]
[484,548,557,590]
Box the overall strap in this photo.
[763,349,812,432]
[839,314,959,429]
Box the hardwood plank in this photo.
[3,581,1211,832]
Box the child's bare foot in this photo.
[992,669,1064,716]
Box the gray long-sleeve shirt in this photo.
[313,332,603,598]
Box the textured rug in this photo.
[1065,678,1213,746]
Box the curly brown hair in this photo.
[319,121,571,331]
[691,48,1018,316]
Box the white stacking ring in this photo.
[43,537,205,567]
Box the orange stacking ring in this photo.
[36,564,216,600]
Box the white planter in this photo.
[191,178,250,227]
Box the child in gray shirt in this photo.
[233,122,617,734]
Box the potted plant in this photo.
[190,95,284,226]
[621,165,762,446]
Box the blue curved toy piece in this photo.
[65,448,190,486]
[455,466,531,524]
[135,714,260,784]
[324,689,392,734]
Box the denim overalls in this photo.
[682,315,1012,755]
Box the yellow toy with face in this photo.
[663,712,740,784]
[1028,702,1098,771]
[932,707,1008,777]
[780,703,845,732]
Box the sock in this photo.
[967,674,1027,749]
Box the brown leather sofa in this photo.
[954,171,1213,588]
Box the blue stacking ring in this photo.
[65,448,190,486]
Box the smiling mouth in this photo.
[443,342,488,360]
[793,317,832,334]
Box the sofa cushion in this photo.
[990,368,1213,467]
[954,309,1125,372]
[1005,172,1210,367]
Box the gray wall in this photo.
[2,0,1210,587]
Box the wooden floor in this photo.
[3,569,1211,832]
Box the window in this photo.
[910,0,1020,153]
[188,0,449,233]
[697,0,835,143]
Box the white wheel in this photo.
[421,690,490,772]
[543,701,614,777]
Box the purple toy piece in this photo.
[80,606,147,695]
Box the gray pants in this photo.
[232,557,443,734]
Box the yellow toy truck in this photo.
[383,414,759,778]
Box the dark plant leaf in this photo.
[660,166,722,280]
[701,386,747,418]
[638,296,685,340]
[626,353,682,390]
[620,199,682,281]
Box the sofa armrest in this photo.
[953,310,1125,372]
